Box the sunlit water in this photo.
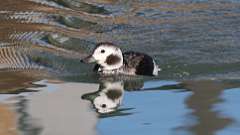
[1,0,240,135]
[1,79,240,135]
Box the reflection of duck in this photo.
[82,78,184,115]
[81,42,161,76]
[82,81,124,114]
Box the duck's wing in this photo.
[123,51,147,68]
[123,51,155,76]
[123,51,145,68]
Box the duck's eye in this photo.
[101,104,107,108]
[101,49,105,53]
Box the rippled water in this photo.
[1,0,240,135]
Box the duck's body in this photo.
[94,51,159,76]
[82,42,161,76]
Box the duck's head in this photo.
[93,81,124,113]
[81,42,123,70]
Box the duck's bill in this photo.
[81,55,96,63]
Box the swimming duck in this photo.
[81,42,161,76]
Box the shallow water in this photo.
[1,79,240,135]
[1,0,240,135]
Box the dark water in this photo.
[1,0,240,135]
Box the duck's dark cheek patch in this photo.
[106,89,122,100]
[105,54,121,65]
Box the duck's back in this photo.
[123,51,156,76]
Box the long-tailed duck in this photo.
[81,42,161,76]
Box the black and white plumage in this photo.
[81,42,161,76]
